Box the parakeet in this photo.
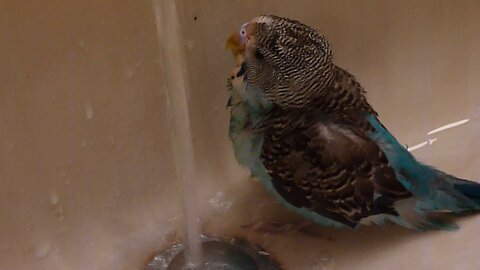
[225,15,480,230]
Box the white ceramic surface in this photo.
[1,1,479,269]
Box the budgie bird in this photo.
[225,15,480,230]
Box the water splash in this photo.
[408,138,437,152]
[209,192,233,214]
[427,118,469,135]
[408,117,471,152]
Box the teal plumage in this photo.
[227,64,271,174]
[226,15,480,230]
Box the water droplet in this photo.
[317,252,336,270]
[49,191,59,205]
[33,242,52,259]
[81,141,87,147]
[186,40,195,50]
[78,39,85,48]
[258,250,270,256]
[85,103,94,120]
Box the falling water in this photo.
[151,1,203,269]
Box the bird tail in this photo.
[439,172,480,212]
[451,178,480,207]
[391,168,480,231]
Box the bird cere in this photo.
[225,15,480,230]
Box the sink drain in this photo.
[145,235,281,270]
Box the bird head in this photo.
[227,15,335,109]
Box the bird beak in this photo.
[226,32,245,56]
[226,32,246,66]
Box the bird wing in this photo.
[261,112,412,227]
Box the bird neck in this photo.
[310,66,377,116]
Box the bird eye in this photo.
[239,23,249,45]
[255,49,264,59]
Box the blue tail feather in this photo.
[434,171,480,212]
[452,178,480,206]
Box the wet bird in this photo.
[225,15,480,230]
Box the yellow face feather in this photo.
[226,32,245,65]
